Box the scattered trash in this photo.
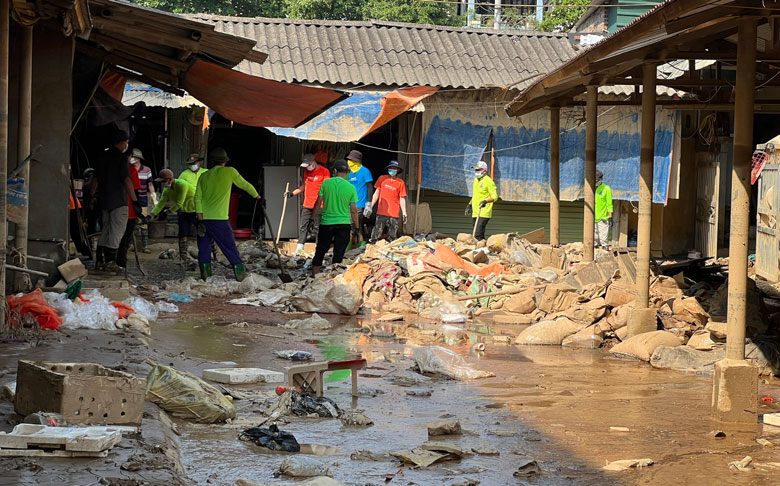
[389,370,432,387]
[0,424,121,454]
[23,412,66,427]
[350,450,395,461]
[275,350,314,361]
[426,419,462,437]
[202,368,284,385]
[340,409,373,426]
[391,448,455,467]
[757,438,774,447]
[762,396,774,403]
[145,360,236,423]
[45,290,118,331]
[291,391,341,418]
[413,346,494,380]
[609,426,630,432]
[728,456,753,472]
[280,313,331,330]
[513,458,542,477]
[406,389,433,397]
[239,424,300,452]
[421,441,473,457]
[471,446,499,456]
[167,293,193,303]
[602,458,654,471]
[278,456,332,477]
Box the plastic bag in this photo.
[155,301,179,313]
[275,350,313,361]
[123,297,158,321]
[236,273,275,294]
[419,298,468,322]
[168,293,193,303]
[45,289,119,331]
[533,269,558,283]
[145,361,236,423]
[239,424,300,452]
[279,313,331,330]
[509,250,532,267]
[413,346,495,380]
[7,289,62,330]
[291,278,362,315]
[279,456,332,478]
[290,391,341,418]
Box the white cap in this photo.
[300,153,315,167]
[472,161,488,171]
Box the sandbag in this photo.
[605,281,635,307]
[649,345,723,373]
[610,330,681,361]
[514,318,586,345]
[567,297,607,324]
[145,361,236,423]
[537,283,578,313]
[413,346,494,380]
[503,288,536,314]
[687,329,717,350]
[562,324,604,349]
[604,303,633,331]
[291,277,363,315]
[279,456,332,478]
[670,297,709,327]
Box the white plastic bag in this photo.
[413,346,494,380]
[123,297,158,321]
[45,290,119,331]
[291,278,362,315]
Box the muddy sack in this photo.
[145,360,236,423]
[514,318,586,345]
[610,330,682,361]
[278,456,333,478]
[291,277,363,315]
[239,424,300,452]
[291,391,341,418]
[413,346,494,380]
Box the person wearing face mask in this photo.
[151,169,196,264]
[129,148,155,253]
[91,128,140,273]
[179,153,207,188]
[594,170,613,248]
[288,153,330,255]
[465,161,497,241]
[346,149,372,243]
[367,160,407,243]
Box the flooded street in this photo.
[143,308,780,486]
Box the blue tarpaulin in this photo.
[421,107,677,203]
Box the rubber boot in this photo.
[199,263,213,280]
[95,246,105,271]
[233,263,247,282]
[104,248,121,275]
[312,265,321,276]
[178,238,190,263]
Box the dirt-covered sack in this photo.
[291,276,362,315]
[602,303,633,331]
[279,456,332,478]
[514,317,586,345]
[610,330,681,361]
[649,345,723,373]
[503,288,536,314]
[145,361,236,423]
[537,283,578,313]
[413,346,494,380]
[562,324,603,349]
[279,313,331,330]
[567,297,607,324]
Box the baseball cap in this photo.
[300,153,315,167]
[154,168,174,182]
[333,160,349,172]
[472,161,488,171]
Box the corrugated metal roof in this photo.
[189,15,577,90]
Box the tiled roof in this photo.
[189,15,577,90]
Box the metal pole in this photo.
[629,63,658,338]
[0,0,9,324]
[549,107,560,246]
[494,0,502,29]
[13,25,32,290]
[635,63,657,309]
[726,19,757,361]
[583,86,597,262]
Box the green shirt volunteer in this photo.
[472,175,498,218]
[595,183,613,222]
[318,176,358,225]
[152,179,196,214]
[195,166,258,220]
[179,167,207,188]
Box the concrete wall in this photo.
[662,138,698,256]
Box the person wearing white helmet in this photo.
[465,161,497,241]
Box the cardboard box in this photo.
[14,361,146,425]
[57,259,88,283]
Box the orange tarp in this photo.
[362,86,438,137]
[434,244,506,277]
[100,71,126,102]
[182,60,346,128]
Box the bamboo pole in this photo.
[13,25,32,290]
[726,19,757,361]
[549,107,560,246]
[0,0,9,323]
[583,86,598,262]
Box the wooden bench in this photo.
[286,359,367,397]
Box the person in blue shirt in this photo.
[346,149,373,244]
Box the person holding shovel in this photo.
[151,169,196,264]
[289,153,330,255]
[366,160,407,243]
[194,147,260,281]
[465,161,497,241]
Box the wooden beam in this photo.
[603,77,780,88]
[92,17,201,53]
[664,4,739,34]
[88,32,189,72]
[76,41,179,87]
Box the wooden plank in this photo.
[518,227,545,244]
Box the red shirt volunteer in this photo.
[375,175,407,218]
[303,165,330,209]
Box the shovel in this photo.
[471,205,483,238]
[276,182,290,245]
[258,201,293,283]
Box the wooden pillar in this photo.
[583,86,597,262]
[13,25,32,290]
[413,117,423,235]
[726,19,757,361]
[629,62,658,337]
[549,107,560,246]
[0,0,9,317]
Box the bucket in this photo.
[148,220,167,239]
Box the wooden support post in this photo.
[549,107,560,246]
[413,117,422,235]
[583,86,597,262]
[13,25,32,291]
[0,0,9,318]
[629,62,658,338]
[726,19,757,362]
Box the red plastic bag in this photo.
[6,289,62,330]
[111,302,136,320]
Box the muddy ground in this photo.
[1,242,780,485]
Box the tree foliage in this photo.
[132,0,460,25]
[539,0,591,32]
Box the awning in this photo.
[181,59,347,128]
[121,81,204,109]
[268,86,438,142]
